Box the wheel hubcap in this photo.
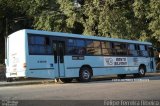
[139,68,144,75]
[82,70,90,79]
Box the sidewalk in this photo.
[0,66,55,87]
[0,79,55,87]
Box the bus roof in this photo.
[12,29,152,45]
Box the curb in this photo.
[0,80,55,87]
[0,72,160,87]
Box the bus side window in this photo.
[101,41,111,55]
[139,45,144,56]
[28,35,52,55]
[145,45,149,57]
[67,38,87,55]
[111,42,116,55]
[45,37,50,45]
[148,47,154,57]
[128,44,138,56]
[93,41,101,55]
[86,40,101,55]
[136,45,140,56]
[113,42,119,55]
[86,40,95,55]
[113,42,127,56]
[67,39,77,55]
[86,40,94,55]
[120,43,127,55]
[76,39,86,55]
[139,45,149,57]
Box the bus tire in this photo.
[59,78,73,83]
[79,67,92,82]
[117,74,126,79]
[134,66,146,78]
[138,66,146,77]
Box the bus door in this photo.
[52,40,65,78]
[148,46,154,72]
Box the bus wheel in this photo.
[134,66,146,78]
[59,78,73,83]
[138,66,146,77]
[79,67,92,82]
[117,74,126,79]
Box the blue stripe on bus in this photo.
[30,68,55,70]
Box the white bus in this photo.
[5,29,156,82]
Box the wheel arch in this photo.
[139,64,147,72]
[79,64,93,76]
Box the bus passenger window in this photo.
[93,41,101,55]
[144,45,149,57]
[86,40,101,55]
[78,47,86,55]
[67,47,77,55]
[148,47,154,57]
[67,38,87,55]
[86,40,94,48]
[101,42,111,55]
[28,35,52,55]
[86,48,95,55]
[76,39,86,55]
[68,39,76,46]
[67,39,76,55]
[45,37,50,45]
[113,43,127,56]
[139,45,149,57]
[128,44,138,56]
[86,40,94,55]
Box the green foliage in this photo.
[0,0,160,63]
[80,0,100,35]
[148,0,160,40]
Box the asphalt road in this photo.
[0,73,160,101]
[1,73,160,106]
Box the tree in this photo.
[132,0,151,41]
[148,0,160,46]
[0,0,32,63]
[98,0,135,39]
[0,0,160,64]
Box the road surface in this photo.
[0,73,160,106]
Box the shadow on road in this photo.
[69,72,160,84]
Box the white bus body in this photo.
[5,29,156,82]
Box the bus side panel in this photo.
[148,57,156,72]
[117,57,153,74]
[128,57,152,73]
[64,56,132,77]
[152,58,156,72]
[6,31,26,78]
[26,55,55,79]
[64,56,79,77]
